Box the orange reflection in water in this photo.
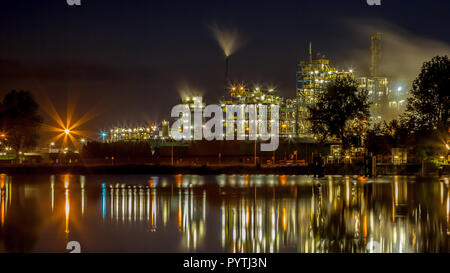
[178,193,182,230]
[65,188,70,234]
[0,174,448,253]
[279,175,287,186]
[0,174,6,227]
[0,188,4,227]
[175,174,182,187]
[0,174,5,189]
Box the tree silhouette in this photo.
[406,55,450,132]
[382,118,411,148]
[0,90,43,162]
[308,78,370,152]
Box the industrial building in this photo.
[295,43,354,136]
[180,96,206,140]
[107,124,161,142]
[219,85,281,139]
[356,76,390,122]
[356,33,407,122]
[279,98,297,138]
[103,34,407,144]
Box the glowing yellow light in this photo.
[41,93,102,152]
[395,181,399,206]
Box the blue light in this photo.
[102,187,106,219]
[100,131,107,142]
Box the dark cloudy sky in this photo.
[0,0,449,141]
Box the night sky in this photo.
[0,0,449,142]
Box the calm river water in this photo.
[0,174,448,253]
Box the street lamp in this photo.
[65,129,70,135]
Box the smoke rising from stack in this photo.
[176,81,203,101]
[347,20,450,86]
[209,23,244,86]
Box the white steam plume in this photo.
[346,19,450,86]
[209,23,243,57]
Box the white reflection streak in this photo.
[50,177,55,212]
[395,181,399,206]
[115,187,119,222]
[80,177,85,216]
[147,189,150,226]
[128,189,132,222]
[133,189,137,222]
[190,189,193,220]
[203,190,206,220]
[184,192,189,230]
[446,191,449,221]
[139,189,143,222]
[152,190,156,229]
[110,187,114,220]
[221,201,225,248]
[122,188,125,223]
[346,180,350,205]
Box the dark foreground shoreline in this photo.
[0,163,445,176]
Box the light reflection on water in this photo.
[0,174,448,253]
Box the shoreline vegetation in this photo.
[0,163,447,176]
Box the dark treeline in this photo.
[0,90,42,162]
[310,55,449,164]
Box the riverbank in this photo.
[0,163,446,176]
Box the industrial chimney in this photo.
[225,56,230,87]
[370,32,382,77]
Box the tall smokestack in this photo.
[309,42,312,64]
[370,32,382,77]
[225,56,230,86]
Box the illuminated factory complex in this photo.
[104,33,407,143]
